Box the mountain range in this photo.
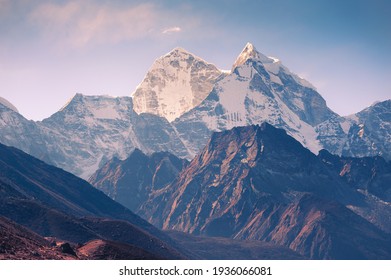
[0,43,390,179]
[1,42,390,260]
[90,123,391,259]
[0,141,306,260]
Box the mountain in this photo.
[136,123,391,259]
[132,47,224,122]
[172,43,338,157]
[318,149,391,232]
[344,100,391,160]
[89,149,188,213]
[317,100,391,161]
[0,98,50,163]
[38,94,189,178]
[0,142,185,259]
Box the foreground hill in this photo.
[0,142,184,259]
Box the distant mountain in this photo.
[135,123,391,259]
[132,47,224,122]
[38,94,189,178]
[0,100,50,163]
[89,149,188,213]
[0,142,185,259]
[316,100,391,161]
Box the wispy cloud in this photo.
[29,1,158,48]
[162,26,182,34]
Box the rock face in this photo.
[89,149,188,212]
[133,123,391,259]
[318,149,391,232]
[132,47,223,122]
[0,143,185,259]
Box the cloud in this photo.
[29,1,158,48]
[162,26,182,34]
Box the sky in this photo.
[0,0,390,120]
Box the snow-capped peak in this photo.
[231,43,316,91]
[132,47,223,122]
[232,42,275,70]
[0,97,19,113]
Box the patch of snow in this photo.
[268,73,283,85]
[268,56,280,63]
[80,154,103,180]
[345,113,359,122]
[292,98,305,111]
[89,106,121,120]
[339,119,352,134]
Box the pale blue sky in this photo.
[0,0,390,120]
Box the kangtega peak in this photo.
[132,47,224,122]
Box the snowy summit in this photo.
[232,42,276,70]
[132,47,223,122]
